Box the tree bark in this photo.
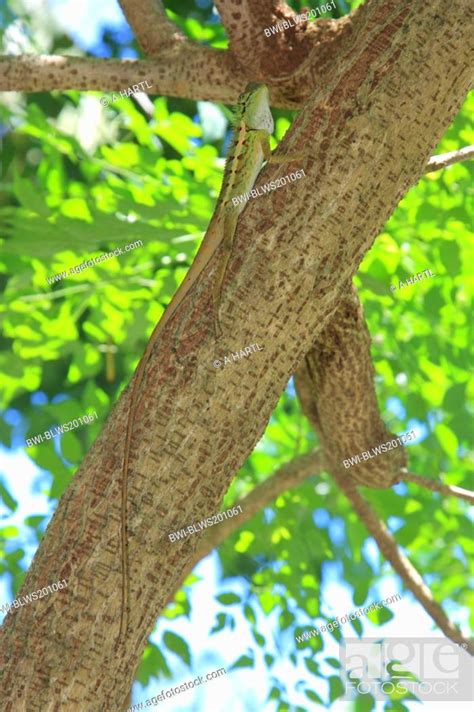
[0,9,352,107]
[118,0,185,56]
[294,288,473,651]
[295,284,407,488]
[0,0,472,708]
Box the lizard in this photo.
[118,82,305,641]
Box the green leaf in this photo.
[438,240,460,273]
[59,198,93,223]
[304,658,320,676]
[24,515,47,530]
[252,630,266,647]
[435,423,458,458]
[354,692,376,711]
[230,653,254,670]
[210,613,227,634]
[163,631,191,666]
[328,675,345,703]
[0,481,17,512]
[216,592,241,605]
[367,605,394,625]
[135,643,171,686]
[304,689,324,705]
[243,603,256,625]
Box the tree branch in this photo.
[0,4,353,106]
[331,470,474,654]
[401,469,474,504]
[295,285,407,488]
[0,52,244,104]
[169,450,326,601]
[213,0,327,79]
[425,145,474,172]
[118,0,185,56]
[294,287,473,651]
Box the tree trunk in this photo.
[0,0,472,708]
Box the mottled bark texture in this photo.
[294,295,473,651]
[118,0,185,56]
[1,0,473,708]
[213,0,342,83]
[166,450,327,605]
[295,284,406,487]
[0,9,352,108]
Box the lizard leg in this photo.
[254,129,306,164]
[213,211,239,337]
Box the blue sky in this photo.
[1,394,470,710]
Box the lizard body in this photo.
[118,83,276,640]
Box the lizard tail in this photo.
[118,381,137,642]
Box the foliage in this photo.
[0,2,472,711]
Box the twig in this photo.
[425,145,474,172]
[166,450,326,603]
[401,469,474,504]
[332,469,474,655]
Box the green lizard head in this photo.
[238,82,274,134]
